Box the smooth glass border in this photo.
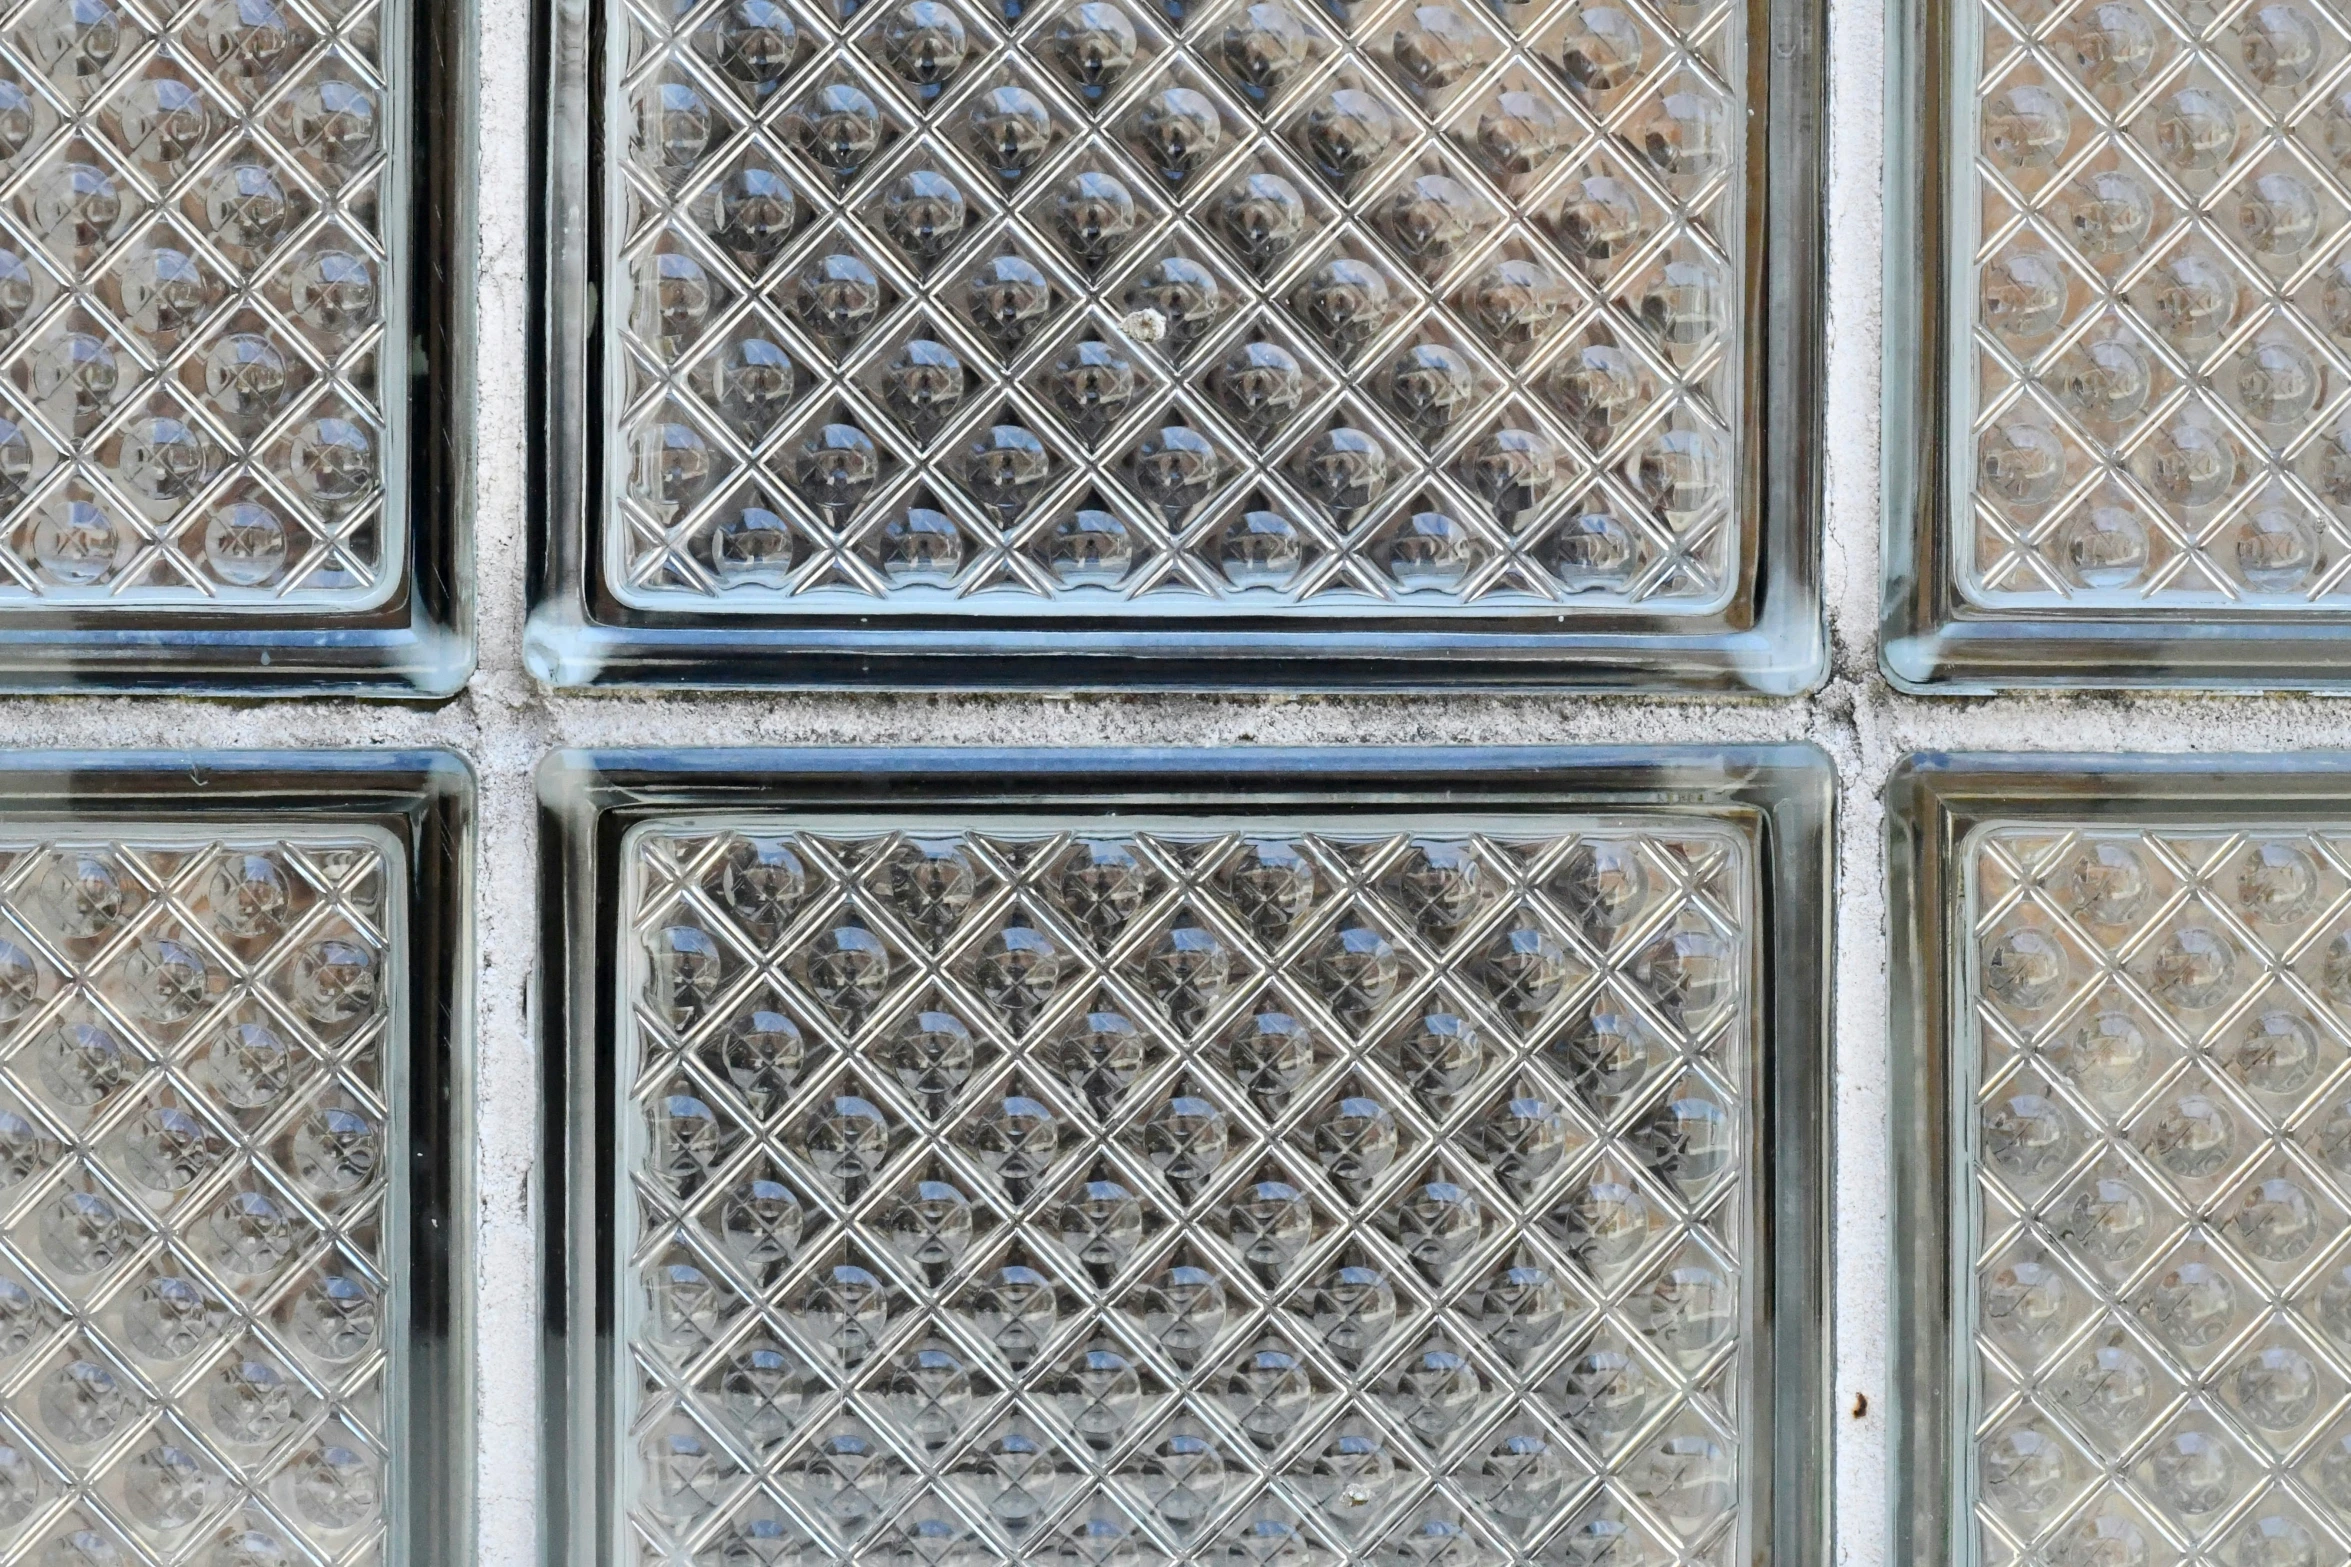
[535,745,1833,1565]
[0,749,475,1564]
[527,0,1825,694]
[1880,1,2351,692]
[1883,752,2351,1565]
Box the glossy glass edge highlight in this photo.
[532,745,1832,1567]
[0,5,478,701]
[526,0,1825,694]
[1876,1,2351,693]
[0,749,476,1564]
[1880,752,2351,1565]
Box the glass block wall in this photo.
[1960,822,2351,1565]
[1954,2,2351,608]
[612,815,1757,1565]
[0,827,405,1565]
[603,0,1749,614]
[0,1,408,608]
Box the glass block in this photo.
[0,752,473,1565]
[540,748,1831,1566]
[530,0,1825,691]
[1886,0,2351,688]
[1890,756,2351,1565]
[0,3,473,695]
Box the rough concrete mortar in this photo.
[4,0,2337,1561]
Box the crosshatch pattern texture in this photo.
[605,0,1747,613]
[0,831,402,1566]
[1964,825,2351,1565]
[0,0,406,608]
[1958,0,2351,608]
[617,816,1755,1566]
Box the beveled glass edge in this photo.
[524,0,1827,695]
[0,749,478,1564]
[1877,2,2351,694]
[1881,752,2351,1566]
[531,744,1834,1567]
[0,6,480,701]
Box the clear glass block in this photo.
[1890,756,2351,1565]
[1887,0,2351,688]
[541,749,1832,1566]
[0,752,474,1565]
[531,0,1826,690]
[0,2,472,695]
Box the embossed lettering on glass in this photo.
[0,2,403,607]
[1952,821,2351,1563]
[0,826,406,1564]
[607,814,1755,1563]
[534,0,1825,688]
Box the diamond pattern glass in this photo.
[1944,0,2351,611]
[0,0,407,610]
[605,0,1746,615]
[0,824,404,1566]
[608,811,1755,1566]
[1956,820,2351,1565]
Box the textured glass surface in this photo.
[615,814,1755,1564]
[0,828,403,1564]
[604,0,1747,614]
[1954,0,2351,608]
[0,0,406,609]
[1961,823,2351,1564]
